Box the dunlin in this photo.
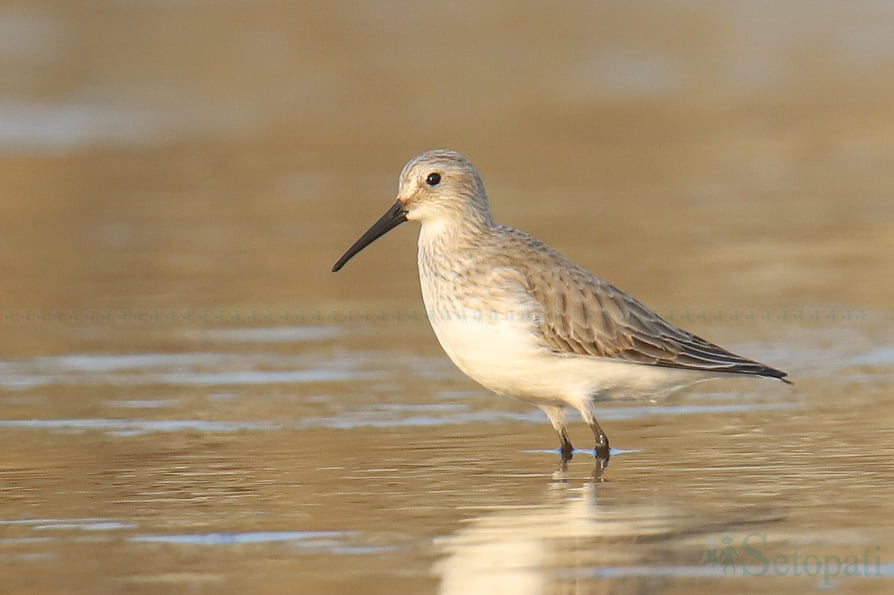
[333,149,788,460]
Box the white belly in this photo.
[428,310,559,397]
[425,302,708,408]
[417,239,708,407]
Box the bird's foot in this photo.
[560,442,574,463]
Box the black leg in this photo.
[579,405,610,460]
[540,405,574,462]
[559,426,574,462]
[591,417,610,460]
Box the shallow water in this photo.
[2,318,892,593]
[2,2,894,593]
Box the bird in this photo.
[332,149,788,461]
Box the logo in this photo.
[700,533,883,585]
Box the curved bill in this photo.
[332,200,408,272]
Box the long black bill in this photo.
[332,200,408,272]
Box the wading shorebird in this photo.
[332,149,788,461]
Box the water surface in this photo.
[2,2,893,593]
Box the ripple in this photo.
[196,326,344,343]
[0,418,278,436]
[0,352,380,387]
[129,530,399,554]
[131,531,346,546]
[0,518,135,532]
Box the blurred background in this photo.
[3,1,892,334]
[1,2,893,594]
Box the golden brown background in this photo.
[1,2,892,593]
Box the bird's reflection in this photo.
[434,474,673,595]
[555,449,610,482]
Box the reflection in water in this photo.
[436,482,673,594]
[0,326,890,593]
[435,479,791,594]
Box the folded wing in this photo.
[497,226,789,381]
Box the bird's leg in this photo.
[591,418,610,459]
[558,427,574,462]
[578,403,611,460]
[540,405,574,461]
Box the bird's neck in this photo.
[418,215,492,258]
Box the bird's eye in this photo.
[425,173,441,186]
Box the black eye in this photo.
[425,173,441,186]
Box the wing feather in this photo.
[493,226,789,381]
